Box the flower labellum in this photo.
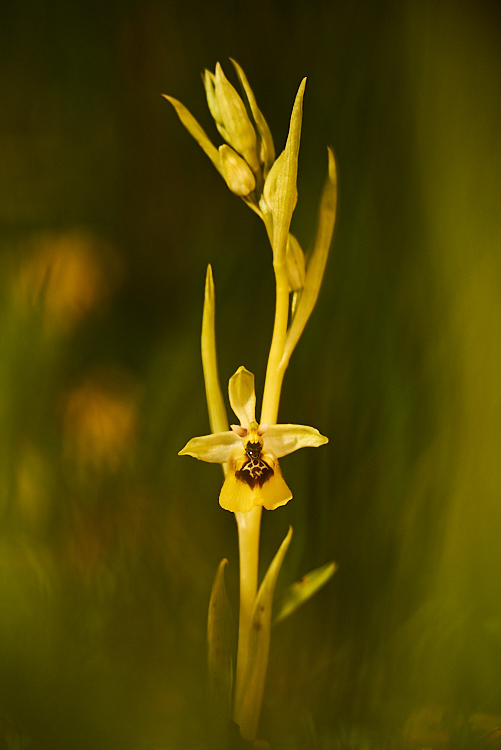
[179,366,328,513]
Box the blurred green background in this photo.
[2,0,501,747]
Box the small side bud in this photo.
[219,145,256,196]
[285,233,306,291]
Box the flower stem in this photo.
[234,506,262,725]
[233,261,290,738]
[261,263,290,425]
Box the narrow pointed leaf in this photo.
[234,526,293,740]
[207,559,235,742]
[202,266,229,439]
[273,560,337,625]
[230,58,276,174]
[163,94,222,174]
[281,147,337,367]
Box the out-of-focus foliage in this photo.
[1,0,501,748]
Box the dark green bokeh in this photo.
[1,1,501,747]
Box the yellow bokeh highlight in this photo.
[14,229,121,331]
[62,368,139,471]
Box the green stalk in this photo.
[234,505,262,725]
[233,74,305,742]
[260,263,290,425]
[233,260,290,738]
[236,526,293,740]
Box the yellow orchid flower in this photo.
[179,366,328,513]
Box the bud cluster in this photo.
[164,61,337,341]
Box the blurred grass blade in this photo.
[281,147,337,367]
[234,526,293,740]
[207,558,235,743]
[273,560,337,625]
[202,266,229,440]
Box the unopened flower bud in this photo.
[219,145,256,196]
[214,63,259,173]
[203,70,224,128]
